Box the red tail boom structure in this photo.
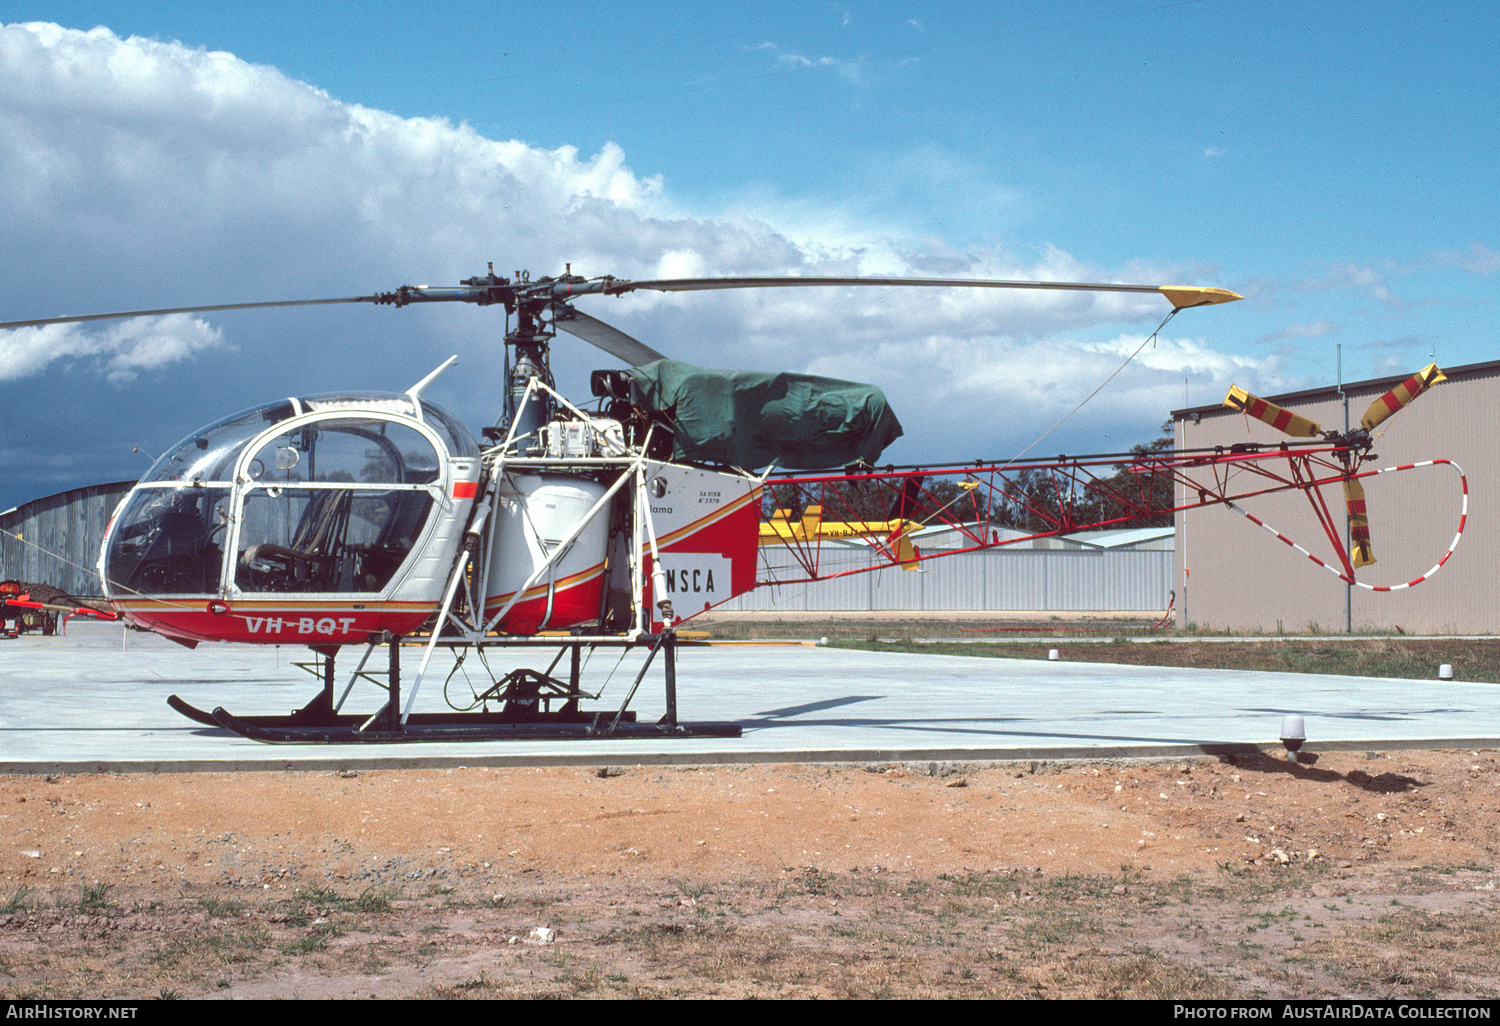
[718,440,1463,615]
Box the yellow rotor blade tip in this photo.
[1159,286,1244,310]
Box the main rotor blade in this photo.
[0,296,378,331]
[0,272,1244,333]
[552,307,666,367]
[606,277,1243,310]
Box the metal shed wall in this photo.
[1173,361,1500,633]
[0,482,134,597]
[723,545,1173,612]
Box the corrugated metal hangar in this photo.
[725,543,1173,614]
[0,481,134,597]
[1172,359,1499,634]
[727,525,1173,614]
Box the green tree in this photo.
[988,424,1175,532]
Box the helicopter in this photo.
[0,269,1460,742]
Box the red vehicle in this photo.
[0,580,118,637]
[0,580,57,637]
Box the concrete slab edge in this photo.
[0,737,1495,776]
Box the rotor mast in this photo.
[372,263,598,448]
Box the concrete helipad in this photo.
[0,621,1495,773]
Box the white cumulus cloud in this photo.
[0,315,223,384]
[0,20,1258,501]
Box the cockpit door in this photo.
[228,414,446,596]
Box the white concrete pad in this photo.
[0,622,1495,771]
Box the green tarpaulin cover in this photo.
[624,359,904,470]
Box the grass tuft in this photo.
[77,882,114,914]
[2,886,37,914]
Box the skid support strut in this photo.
[663,631,677,729]
[358,632,402,733]
[290,645,339,726]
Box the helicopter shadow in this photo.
[1215,748,1428,793]
[1237,705,1474,723]
[739,698,1256,748]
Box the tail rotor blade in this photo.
[1360,363,1446,431]
[1344,477,1376,569]
[551,307,666,367]
[1222,385,1323,437]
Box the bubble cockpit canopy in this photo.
[104,393,478,603]
[139,393,477,485]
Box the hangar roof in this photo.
[1170,357,1500,421]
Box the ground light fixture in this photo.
[1280,714,1306,763]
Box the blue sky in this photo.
[1,2,1496,509]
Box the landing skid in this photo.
[167,695,632,731]
[167,630,742,743]
[182,705,736,743]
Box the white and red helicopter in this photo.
[0,270,1459,742]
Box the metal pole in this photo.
[318,648,335,722]
[1342,347,1352,634]
[1177,413,1187,629]
[566,642,581,716]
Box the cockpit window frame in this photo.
[139,399,299,485]
[102,405,458,601]
[223,408,451,599]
